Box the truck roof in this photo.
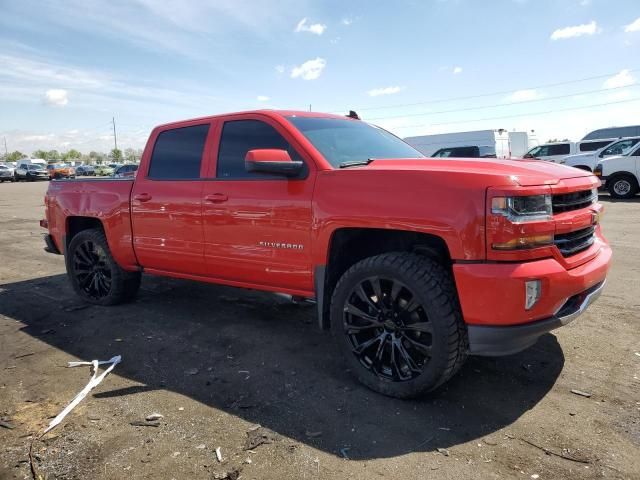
[154,110,348,130]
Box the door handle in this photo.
[205,193,228,203]
[133,193,152,202]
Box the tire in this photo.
[608,174,639,199]
[66,228,141,305]
[330,252,468,398]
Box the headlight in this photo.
[491,194,552,222]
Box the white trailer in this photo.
[404,129,535,158]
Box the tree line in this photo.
[1,148,143,164]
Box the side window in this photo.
[432,148,452,157]
[534,146,550,157]
[217,120,305,179]
[148,124,210,180]
[548,144,570,156]
[602,139,639,156]
[579,141,612,152]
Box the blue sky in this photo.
[1,0,639,154]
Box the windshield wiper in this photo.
[339,158,375,169]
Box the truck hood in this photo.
[365,157,593,186]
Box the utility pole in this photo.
[112,117,118,151]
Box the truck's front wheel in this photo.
[66,228,141,305]
[330,252,468,398]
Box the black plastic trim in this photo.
[43,234,61,255]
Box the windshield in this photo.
[286,116,424,167]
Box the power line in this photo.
[328,67,640,113]
[389,96,640,130]
[366,84,640,121]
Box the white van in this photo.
[564,137,640,172]
[523,139,617,163]
[595,143,640,199]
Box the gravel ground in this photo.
[0,181,638,480]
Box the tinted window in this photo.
[287,116,423,167]
[148,124,209,180]
[217,120,305,179]
[433,146,480,158]
[547,144,571,156]
[579,140,613,152]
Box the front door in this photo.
[131,122,212,276]
[202,116,316,294]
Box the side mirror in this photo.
[245,149,304,177]
[523,153,533,159]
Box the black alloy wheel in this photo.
[343,276,432,382]
[66,228,141,305]
[72,239,113,299]
[331,253,468,398]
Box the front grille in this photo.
[552,189,596,214]
[554,226,595,256]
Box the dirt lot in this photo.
[0,181,638,480]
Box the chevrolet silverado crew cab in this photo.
[41,110,611,398]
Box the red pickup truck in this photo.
[42,110,611,398]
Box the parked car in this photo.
[595,143,640,199]
[76,165,96,176]
[431,145,496,158]
[564,137,640,172]
[94,165,115,176]
[0,164,15,182]
[16,158,47,170]
[46,163,76,179]
[113,164,138,178]
[41,110,610,398]
[15,163,49,181]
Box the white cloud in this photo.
[550,20,599,40]
[367,86,402,97]
[624,17,640,33]
[290,57,326,80]
[508,89,541,102]
[257,95,270,102]
[275,65,285,74]
[580,0,590,6]
[453,66,463,74]
[294,17,326,35]
[45,89,69,106]
[603,69,635,89]
[341,17,353,26]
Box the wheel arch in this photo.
[315,227,453,329]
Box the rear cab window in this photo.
[148,124,210,180]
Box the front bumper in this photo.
[467,281,605,355]
[454,242,611,356]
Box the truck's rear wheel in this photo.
[330,252,468,398]
[608,174,638,199]
[66,228,141,305]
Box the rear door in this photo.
[131,121,213,276]
[201,115,316,293]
